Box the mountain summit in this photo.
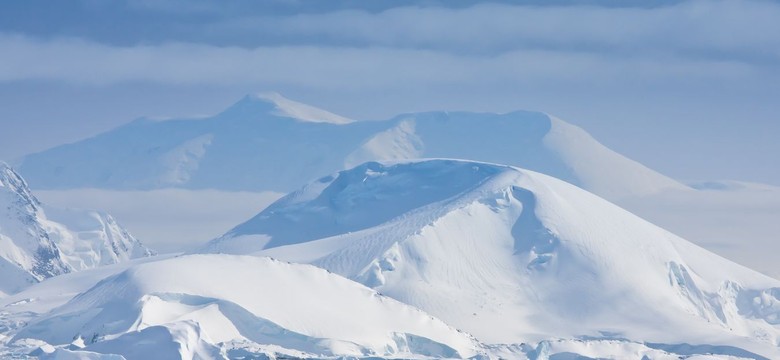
[18,93,685,200]
[220,92,355,124]
[0,162,69,294]
[5,159,777,359]
[203,159,780,358]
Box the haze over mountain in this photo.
[2,0,778,358]
[4,159,778,359]
[18,93,686,201]
[0,162,153,296]
[204,159,780,359]
[17,93,780,278]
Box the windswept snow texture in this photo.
[204,159,780,359]
[18,94,684,200]
[10,254,481,359]
[0,163,153,296]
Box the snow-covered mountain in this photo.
[2,159,776,359]
[0,163,153,296]
[203,159,780,359]
[17,93,685,200]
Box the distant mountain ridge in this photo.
[18,93,686,200]
[0,162,153,296]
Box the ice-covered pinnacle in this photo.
[220,92,354,124]
[0,162,153,294]
[0,161,41,211]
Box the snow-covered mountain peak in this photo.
[0,162,67,292]
[203,159,780,357]
[211,160,510,252]
[0,164,154,296]
[0,161,41,212]
[19,94,687,199]
[5,159,780,359]
[220,92,354,124]
[0,161,13,175]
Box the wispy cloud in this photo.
[0,33,762,89]
[0,1,778,189]
[0,0,777,90]
[223,1,780,61]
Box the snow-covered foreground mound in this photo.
[205,159,780,358]
[2,259,763,360]
[18,93,684,200]
[0,163,153,296]
[8,254,481,359]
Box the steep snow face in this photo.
[12,254,482,359]
[203,160,780,358]
[18,94,684,200]
[0,163,153,296]
[1,163,69,295]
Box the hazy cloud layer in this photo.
[0,0,778,185]
[0,1,693,46]
[0,34,761,88]
[3,0,778,62]
[1,1,778,89]
[1,0,778,279]
[222,1,780,61]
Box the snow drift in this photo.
[204,159,780,358]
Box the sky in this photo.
[0,0,778,184]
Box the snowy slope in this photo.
[7,254,482,359]
[345,112,686,199]
[203,159,780,358]
[0,163,153,296]
[18,93,387,192]
[18,93,684,200]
